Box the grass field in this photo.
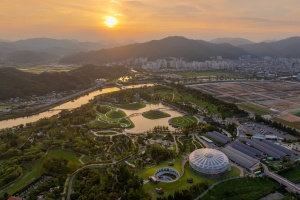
[115,102,146,110]
[202,178,280,200]
[19,65,80,74]
[292,110,300,117]
[238,103,274,115]
[142,110,171,119]
[137,156,240,198]
[273,118,300,130]
[106,109,127,118]
[279,164,300,183]
[0,149,81,196]
[177,70,246,79]
[169,116,198,127]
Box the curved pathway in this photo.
[65,152,136,200]
[194,176,243,200]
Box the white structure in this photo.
[189,148,230,178]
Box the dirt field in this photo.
[278,115,300,122]
[190,81,300,129]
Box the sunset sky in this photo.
[1,0,300,42]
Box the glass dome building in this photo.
[189,148,230,178]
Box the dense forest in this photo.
[0,65,130,100]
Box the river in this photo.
[0,84,151,129]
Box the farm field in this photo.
[238,103,274,115]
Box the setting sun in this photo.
[105,16,118,28]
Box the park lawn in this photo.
[273,118,300,130]
[142,110,171,119]
[0,149,81,196]
[140,161,217,198]
[202,177,280,200]
[106,109,127,118]
[279,164,300,183]
[119,117,134,128]
[182,93,218,113]
[238,103,274,115]
[94,131,117,135]
[170,116,198,127]
[115,102,146,110]
[88,120,113,129]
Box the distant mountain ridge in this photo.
[0,38,124,64]
[210,37,254,46]
[60,36,249,64]
[239,37,300,57]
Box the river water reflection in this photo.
[0,84,151,129]
[123,103,183,133]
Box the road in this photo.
[262,163,300,194]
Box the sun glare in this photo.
[105,16,118,28]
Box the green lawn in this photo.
[142,110,171,119]
[177,70,246,79]
[238,103,274,115]
[169,116,198,127]
[202,178,280,200]
[137,156,241,198]
[106,109,127,118]
[0,149,81,196]
[292,110,300,117]
[279,164,300,183]
[115,102,146,110]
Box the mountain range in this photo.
[0,38,127,64]
[1,36,300,65]
[60,36,249,64]
[210,37,254,46]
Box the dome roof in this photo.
[189,148,229,175]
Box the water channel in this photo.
[0,84,183,132]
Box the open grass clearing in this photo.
[170,116,197,127]
[114,102,146,110]
[201,177,280,200]
[0,149,81,196]
[106,109,127,118]
[292,110,300,117]
[238,103,274,115]
[142,110,171,119]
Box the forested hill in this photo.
[0,65,130,100]
[60,36,249,64]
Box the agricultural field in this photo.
[142,110,171,119]
[292,110,300,117]
[177,70,246,79]
[238,103,274,115]
[169,116,198,127]
[19,65,80,74]
[202,178,280,200]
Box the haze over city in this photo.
[1,0,300,42]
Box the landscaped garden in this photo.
[142,110,171,119]
[169,116,198,127]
